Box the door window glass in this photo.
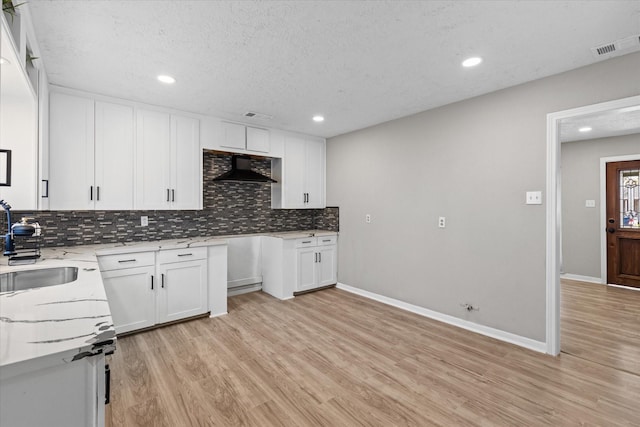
[620,169,639,228]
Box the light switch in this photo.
[585,200,596,208]
[526,191,542,205]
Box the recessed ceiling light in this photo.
[313,115,324,122]
[0,57,10,65]
[462,57,483,67]
[578,126,593,132]
[157,75,176,84]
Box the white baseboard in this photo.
[336,282,547,354]
[227,283,262,297]
[560,273,603,284]
[209,311,228,318]
[228,276,263,288]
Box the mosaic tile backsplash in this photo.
[10,152,339,248]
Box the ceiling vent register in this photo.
[591,34,640,59]
[244,111,273,120]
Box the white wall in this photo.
[326,52,640,342]
[561,134,640,279]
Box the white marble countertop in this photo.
[0,247,116,370]
[0,229,336,370]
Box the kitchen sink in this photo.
[0,267,79,292]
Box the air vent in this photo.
[243,111,273,120]
[591,34,640,59]
[595,43,616,56]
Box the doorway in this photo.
[546,94,640,356]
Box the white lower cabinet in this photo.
[157,254,208,323]
[261,233,338,300]
[99,248,208,334]
[101,266,156,334]
[0,353,107,427]
[295,236,338,292]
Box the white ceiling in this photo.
[560,106,640,142]
[28,0,640,138]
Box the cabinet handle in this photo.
[177,253,193,257]
[90,186,93,201]
[105,364,111,405]
[302,240,312,244]
[118,259,136,263]
[322,239,331,242]
[161,273,165,288]
[167,189,170,202]
[42,180,49,198]
[319,252,321,263]
[172,189,175,202]
[307,193,310,203]
[314,252,318,263]
[151,275,154,290]
[97,186,100,201]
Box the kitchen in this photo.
[0,2,339,424]
[2,1,640,426]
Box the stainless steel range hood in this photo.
[212,155,276,183]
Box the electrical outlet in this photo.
[365,214,371,224]
[438,217,446,228]
[141,216,149,227]
[526,191,542,205]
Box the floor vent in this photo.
[591,34,640,59]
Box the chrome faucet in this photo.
[0,200,17,256]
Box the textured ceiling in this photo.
[560,106,640,142]
[28,0,640,138]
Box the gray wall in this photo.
[561,134,640,279]
[326,52,640,342]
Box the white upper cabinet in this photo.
[220,122,246,150]
[136,109,171,210]
[201,119,271,155]
[272,134,326,209]
[136,110,201,210]
[171,115,201,210]
[94,101,134,209]
[49,93,134,210]
[246,126,270,152]
[49,92,95,210]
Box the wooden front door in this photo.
[606,160,640,287]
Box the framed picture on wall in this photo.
[0,149,12,186]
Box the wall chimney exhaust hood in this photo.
[212,155,276,183]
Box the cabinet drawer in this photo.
[295,237,317,248]
[317,235,337,246]
[98,251,155,271]
[158,247,207,263]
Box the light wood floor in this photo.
[106,287,640,426]
[561,279,640,376]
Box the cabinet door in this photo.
[94,101,134,210]
[49,92,95,210]
[220,122,246,150]
[101,266,155,334]
[136,109,171,209]
[304,138,325,208]
[283,136,306,208]
[157,259,208,324]
[296,247,317,291]
[317,245,337,287]
[246,127,269,153]
[171,115,201,210]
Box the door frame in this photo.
[600,155,640,286]
[546,94,640,356]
